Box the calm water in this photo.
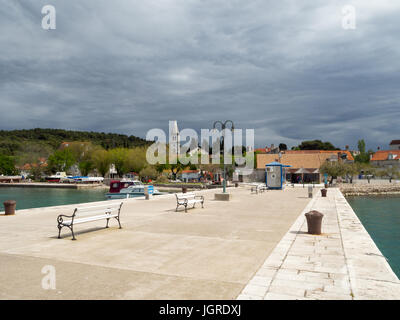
[347,195,400,278]
[0,187,109,211]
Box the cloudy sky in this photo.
[0,1,399,150]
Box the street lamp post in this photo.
[213,120,234,193]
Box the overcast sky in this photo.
[0,1,399,150]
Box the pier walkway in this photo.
[238,188,400,300]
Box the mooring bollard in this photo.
[308,185,313,198]
[3,200,16,215]
[144,186,150,200]
[305,210,324,235]
[321,189,327,197]
[182,187,187,193]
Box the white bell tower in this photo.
[169,120,180,158]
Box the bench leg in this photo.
[106,218,110,228]
[115,217,122,229]
[70,226,76,240]
[185,205,187,213]
[201,201,204,208]
[57,225,62,239]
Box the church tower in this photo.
[169,120,180,159]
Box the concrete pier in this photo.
[238,188,400,300]
[0,186,398,299]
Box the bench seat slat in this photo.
[62,214,118,226]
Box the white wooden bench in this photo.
[251,184,268,194]
[57,202,123,240]
[175,192,204,212]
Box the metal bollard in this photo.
[308,185,313,198]
[3,200,16,215]
[305,210,324,235]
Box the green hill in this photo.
[0,128,150,157]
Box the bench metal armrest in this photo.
[195,195,204,201]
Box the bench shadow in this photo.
[50,226,111,239]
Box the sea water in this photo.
[0,187,109,211]
[347,195,400,278]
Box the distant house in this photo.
[179,170,200,183]
[389,140,400,150]
[371,150,400,170]
[124,172,139,180]
[255,150,354,183]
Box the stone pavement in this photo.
[238,188,400,300]
[0,186,311,299]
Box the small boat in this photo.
[45,172,67,183]
[67,176,104,183]
[106,179,161,199]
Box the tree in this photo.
[109,148,129,177]
[297,140,338,151]
[124,147,147,174]
[47,149,76,172]
[0,154,18,175]
[319,161,346,184]
[92,149,111,177]
[376,167,399,183]
[342,163,360,183]
[360,163,376,183]
[139,166,158,181]
[279,143,288,151]
[355,139,370,163]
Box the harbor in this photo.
[0,186,398,299]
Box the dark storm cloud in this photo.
[0,0,399,149]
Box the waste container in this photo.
[3,200,16,215]
[308,185,313,198]
[321,189,327,197]
[235,183,239,188]
[305,210,324,235]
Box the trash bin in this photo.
[144,186,150,200]
[321,189,327,197]
[3,200,16,215]
[308,185,313,198]
[305,210,324,235]
[182,187,187,193]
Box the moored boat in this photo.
[106,179,161,199]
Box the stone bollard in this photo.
[321,189,327,197]
[3,200,16,215]
[144,186,150,200]
[308,185,313,198]
[305,210,324,235]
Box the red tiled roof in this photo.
[371,150,400,161]
[283,150,354,161]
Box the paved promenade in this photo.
[238,188,400,300]
[0,186,311,299]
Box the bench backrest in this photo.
[176,192,196,201]
[72,202,123,218]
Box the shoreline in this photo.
[0,182,109,190]
[339,183,400,197]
